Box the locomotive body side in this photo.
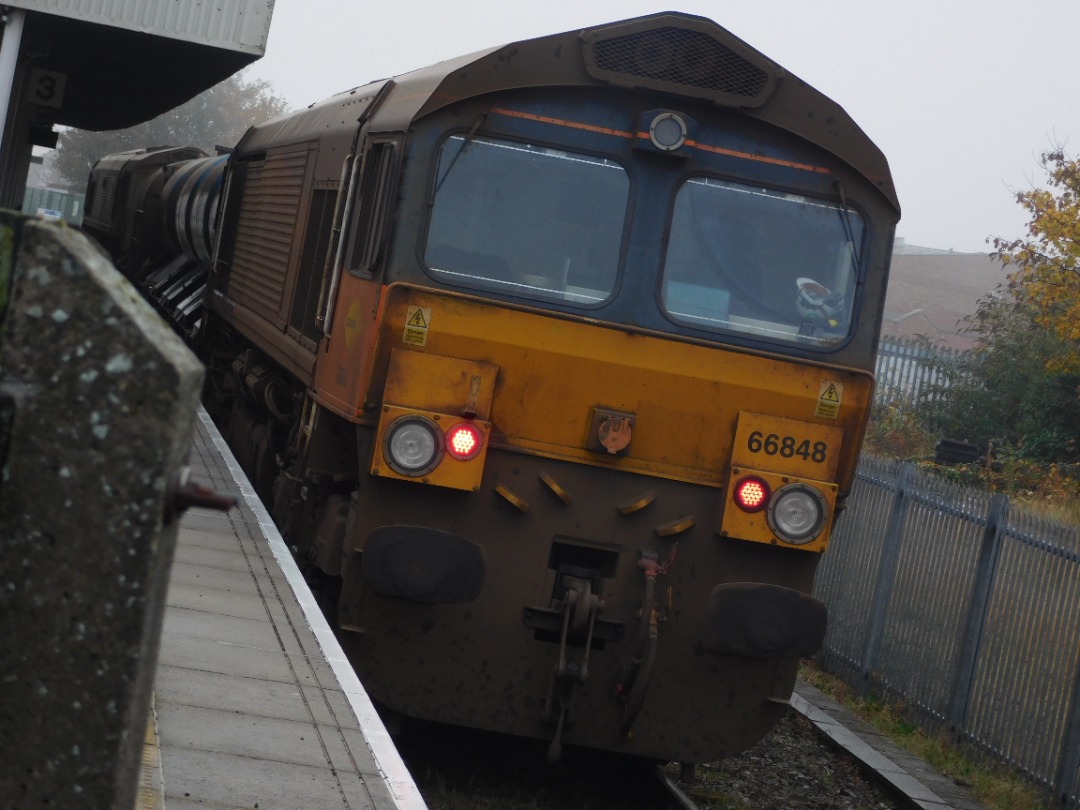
[86,12,899,765]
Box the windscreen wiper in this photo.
[432,112,488,198]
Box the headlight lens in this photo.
[384,415,443,476]
[649,112,688,151]
[767,483,827,544]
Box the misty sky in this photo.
[245,0,1080,254]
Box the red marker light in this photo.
[733,476,770,512]
[446,423,483,461]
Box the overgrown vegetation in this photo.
[799,664,1049,810]
[863,402,937,461]
[867,148,1080,527]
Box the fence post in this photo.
[1056,657,1080,807]
[948,493,1008,730]
[859,462,913,696]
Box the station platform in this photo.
[138,409,427,810]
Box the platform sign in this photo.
[28,69,66,109]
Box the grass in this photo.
[799,663,1051,810]
[1012,487,1080,528]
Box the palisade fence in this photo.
[874,335,970,411]
[814,457,1080,808]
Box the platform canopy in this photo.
[6,0,275,130]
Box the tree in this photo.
[915,147,1080,468]
[50,71,291,189]
[920,290,1080,464]
[993,149,1080,374]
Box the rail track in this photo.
[655,710,907,810]
[654,769,700,810]
[394,707,910,810]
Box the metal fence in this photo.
[814,456,1080,808]
[874,335,969,412]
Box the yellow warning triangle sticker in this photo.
[406,308,429,328]
[820,383,840,403]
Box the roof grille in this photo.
[584,22,778,107]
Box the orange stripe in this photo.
[491,106,635,139]
[687,140,832,174]
[490,106,831,175]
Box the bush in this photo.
[862,402,936,459]
[914,297,1080,467]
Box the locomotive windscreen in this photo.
[424,135,628,305]
[660,178,865,348]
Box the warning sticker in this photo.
[815,380,843,419]
[403,306,431,346]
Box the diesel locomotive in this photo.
[84,12,900,765]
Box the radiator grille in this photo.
[229,148,309,321]
[588,25,773,103]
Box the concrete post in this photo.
[0,211,204,808]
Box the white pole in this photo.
[0,8,26,157]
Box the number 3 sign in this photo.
[28,69,66,108]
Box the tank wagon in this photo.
[85,12,899,764]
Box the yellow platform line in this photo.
[137,692,165,810]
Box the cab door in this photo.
[312,139,400,420]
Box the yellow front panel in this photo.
[384,348,498,419]
[731,412,844,480]
[719,467,838,554]
[371,285,873,491]
[371,405,491,491]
